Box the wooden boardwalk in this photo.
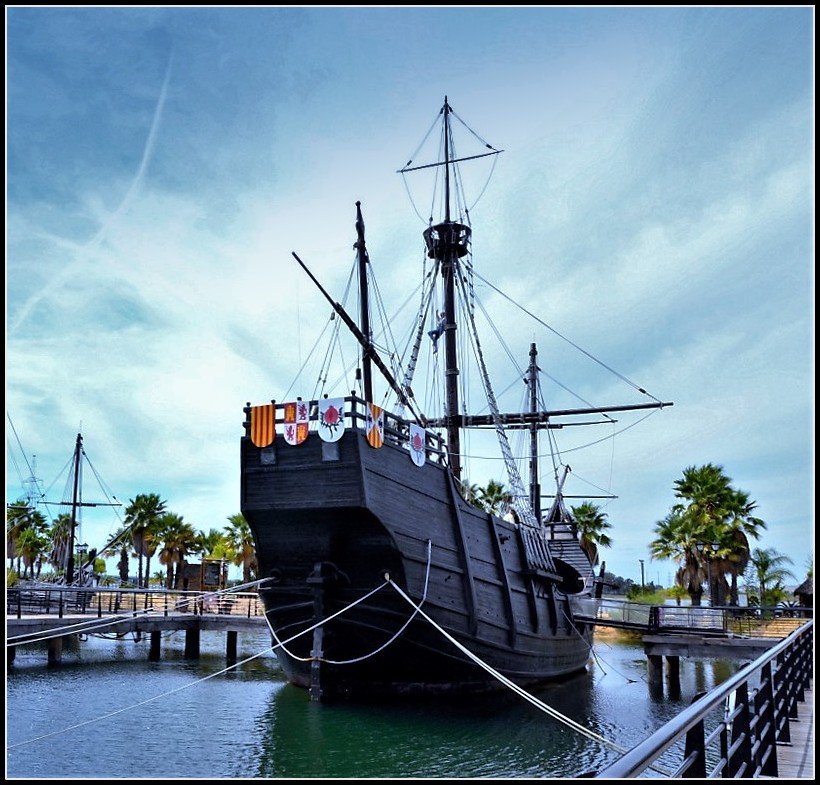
[776,684,814,779]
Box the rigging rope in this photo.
[454,265,536,525]
[472,271,663,403]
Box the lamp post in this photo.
[639,559,645,589]
[76,543,88,586]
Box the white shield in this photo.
[318,397,345,443]
[408,423,426,467]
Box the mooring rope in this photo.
[387,577,673,776]
[318,540,432,665]
[263,542,432,665]
[7,578,394,750]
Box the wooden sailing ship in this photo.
[240,98,671,700]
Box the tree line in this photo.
[463,464,808,607]
[6,492,257,588]
[8,464,809,606]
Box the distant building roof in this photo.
[793,576,813,597]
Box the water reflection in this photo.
[7,628,746,779]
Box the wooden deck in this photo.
[776,684,814,778]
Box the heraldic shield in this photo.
[283,399,309,446]
[318,397,345,443]
[250,403,275,448]
[365,403,384,448]
[408,423,426,466]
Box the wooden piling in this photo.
[149,630,162,661]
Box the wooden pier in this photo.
[6,586,269,666]
[774,684,814,778]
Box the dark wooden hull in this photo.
[240,428,594,699]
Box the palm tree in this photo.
[125,493,167,588]
[749,547,795,608]
[47,513,72,575]
[16,527,47,579]
[649,507,706,605]
[479,480,511,516]
[7,502,47,574]
[570,502,613,566]
[718,490,766,605]
[195,528,226,560]
[102,524,133,584]
[658,464,766,606]
[156,513,198,588]
[224,513,257,584]
[459,480,484,511]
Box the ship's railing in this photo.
[6,585,266,619]
[592,619,813,778]
[243,394,448,465]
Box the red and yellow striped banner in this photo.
[366,403,384,448]
[250,404,276,448]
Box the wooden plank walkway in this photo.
[777,684,814,778]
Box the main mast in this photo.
[423,97,471,480]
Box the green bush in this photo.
[626,586,667,604]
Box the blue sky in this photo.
[6,7,814,586]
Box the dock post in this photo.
[8,644,16,667]
[226,630,238,663]
[184,628,200,659]
[47,636,64,665]
[149,630,162,661]
[666,655,680,691]
[647,654,663,686]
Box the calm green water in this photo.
[6,629,741,778]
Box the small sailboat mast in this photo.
[65,432,82,585]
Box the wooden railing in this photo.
[578,598,812,637]
[242,394,448,465]
[6,586,266,620]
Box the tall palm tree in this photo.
[749,547,795,607]
[224,513,257,584]
[663,464,765,606]
[570,502,613,566]
[124,493,167,588]
[47,513,72,575]
[718,490,766,605]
